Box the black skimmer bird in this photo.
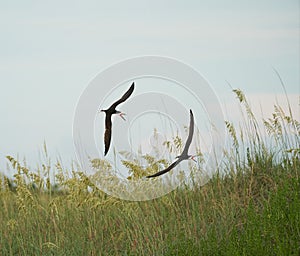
[147,109,196,178]
[100,82,135,156]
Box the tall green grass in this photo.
[0,89,299,255]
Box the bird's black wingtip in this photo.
[190,109,193,115]
[146,174,155,178]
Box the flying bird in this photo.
[100,82,135,156]
[147,109,196,178]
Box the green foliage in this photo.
[0,89,299,255]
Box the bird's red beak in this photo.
[191,155,197,162]
[119,112,126,121]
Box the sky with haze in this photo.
[0,1,299,175]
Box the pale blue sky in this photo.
[0,1,299,173]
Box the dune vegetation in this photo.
[0,89,299,255]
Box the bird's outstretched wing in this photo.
[146,159,181,178]
[103,82,135,155]
[104,114,112,156]
[182,109,194,155]
[110,82,135,109]
[146,109,194,178]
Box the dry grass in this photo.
[0,88,299,255]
